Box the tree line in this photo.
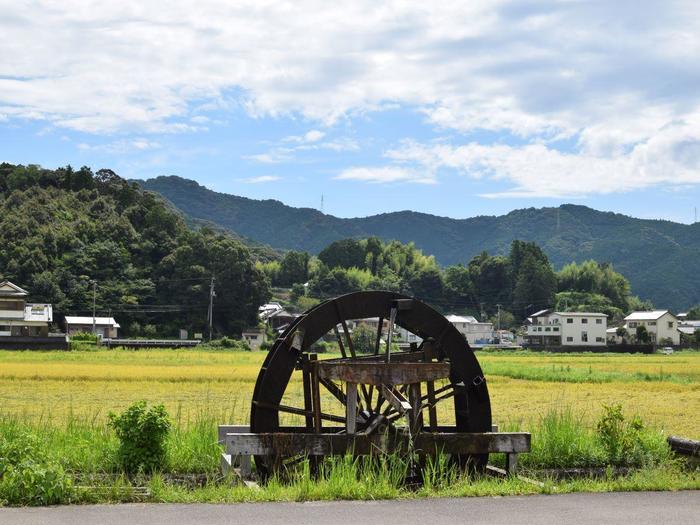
[257,237,650,328]
[0,163,270,337]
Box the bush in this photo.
[69,331,98,342]
[108,401,171,474]
[209,337,251,351]
[595,403,670,467]
[0,432,73,505]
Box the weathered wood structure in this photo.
[221,291,530,481]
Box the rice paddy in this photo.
[0,348,698,437]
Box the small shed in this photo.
[65,316,120,338]
[242,327,266,350]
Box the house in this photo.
[525,309,607,346]
[623,310,680,345]
[65,316,120,338]
[445,314,494,345]
[258,303,299,331]
[258,302,283,320]
[0,281,53,337]
[242,327,266,350]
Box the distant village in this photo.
[3,278,697,352]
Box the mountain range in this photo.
[138,176,700,311]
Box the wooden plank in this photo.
[346,382,357,434]
[302,356,314,428]
[426,380,438,430]
[667,436,700,456]
[310,356,322,432]
[505,453,519,474]
[318,361,450,385]
[225,432,531,456]
[408,383,423,434]
[382,385,412,414]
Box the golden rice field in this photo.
[0,348,698,437]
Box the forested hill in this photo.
[138,176,700,310]
[0,164,270,336]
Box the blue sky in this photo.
[2,1,700,222]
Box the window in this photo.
[581,331,588,342]
[545,327,551,332]
[553,327,559,332]
[648,321,656,326]
[668,321,674,329]
[596,319,602,324]
[629,322,637,328]
[566,318,573,324]
[566,336,573,342]
[596,337,604,342]
[581,318,588,324]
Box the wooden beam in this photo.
[224,432,531,457]
[318,361,450,385]
[346,382,358,434]
[382,385,412,414]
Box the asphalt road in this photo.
[1,491,698,524]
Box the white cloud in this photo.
[1,2,697,136]
[336,166,435,184]
[77,138,162,153]
[2,1,700,196]
[385,116,700,197]
[240,175,282,183]
[247,130,358,163]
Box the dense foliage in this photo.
[0,163,270,336]
[140,175,700,310]
[108,401,171,474]
[260,236,640,325]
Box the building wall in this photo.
[527,313,606,346]
[67,325,118,338]
[243,331,265,350]
[560,316,607,346]
[628,313,679,345]
[450,321,494,344]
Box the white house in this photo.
[445,314,494,344]
[623,310,680,345]
[526,309,607,346]
[65,316,120,338]
[0,281,53,337]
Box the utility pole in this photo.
[91,281,97,335]
[496,303,502,333]
[208,276,216,341]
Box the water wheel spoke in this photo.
[253,400,346,424]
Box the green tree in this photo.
[318,239,365,270]
[278,250,309,286]
[407,267,444,302]
[635,325,650,344]
[351,323,376,354]
[686,305,700,320]
[512,253,557,317]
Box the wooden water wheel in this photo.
[223,291,528,480]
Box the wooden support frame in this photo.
[317,361,450,385]
[224,431,531,458]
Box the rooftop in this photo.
[65,316,120,327]
[445,314,481,324]
[0,281,28,297]
[624,310,672,321]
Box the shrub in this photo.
[595,403,669,466]
[0,432,73,505]
[108,401,171,474]
[69,331,98,342]
[209,337,251,351]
